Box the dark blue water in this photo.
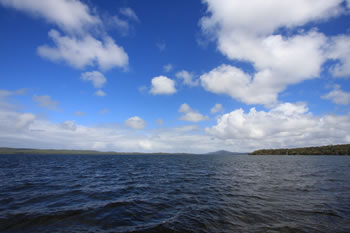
[0,154,350,233]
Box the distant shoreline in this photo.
[0,147,249,156]
[250,144,350,156]
[0,144,349,155]
[0,148,196,156]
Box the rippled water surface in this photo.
[1,154,350,232]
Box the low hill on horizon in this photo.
[206,150,248,155]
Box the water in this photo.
[0,154,350,233]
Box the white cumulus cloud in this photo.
[327,35,350,78]
[200,64,272,105]
[150,76,176,95]
[176,70,199,87]
[33,95,59,110]
[210,103,224,114]
[1,1,130,72]
[125,116,146,130]
[81,71,106,88]
[1,95,350,153]
[179,103,209,122]
[199,0,347,105]
[163,64,173,72]
[201,0,342,38]
[95,90,106,97]
[38,30,128,71]
[200,33,327,106]
[322,85,350,105]
[0,0,101,34]
[206,102,350,149]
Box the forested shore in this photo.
[250,144,350,155]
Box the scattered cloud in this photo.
[38,30,128,71]
[120,7,139,22]
[33,94,59,110]
[156,41,166,51]
[0,89,27,111]
[199,0,348,105]
[150,76,176,95]
[179,103,209,122]
[74,111,86,116]
[138,85,148,93]
[327,35,350,78]
[110,15,130,36]
[207,102,350,149]
[210,103,224,114]
[95,89,106,97]
[0,88,26,98]
[0,0,101,34]
[0,104,219,153]
[106,7,139,36]
[125,116,146,130]
[322,85,350,105]
[163,64,173,72]
[201,64,268,105]
[201,0,342,37]
[0,99,350,153]
[81,71,106,88]
[200,33,327,105]
[176,70,199,87]
[1,1,129,71]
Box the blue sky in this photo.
[1,0,350,153]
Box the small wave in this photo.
[1,154,349,233]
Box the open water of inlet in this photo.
[0,154,350,233]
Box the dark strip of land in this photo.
[0,147,193,156]
[250,144,350,155]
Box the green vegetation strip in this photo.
[250,144,350,155]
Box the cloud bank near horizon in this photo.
[0,0,350,153]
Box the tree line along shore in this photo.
[250,144,350,155]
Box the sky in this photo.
[1,0,350,153]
